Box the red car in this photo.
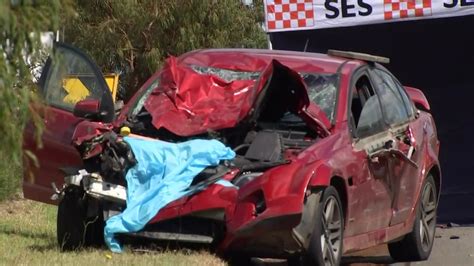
[23,43,440,265]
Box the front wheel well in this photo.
[330,176,348,223]
[427,165,441,201]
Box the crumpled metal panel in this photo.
[144,57,258,136]
[144,57,314,137]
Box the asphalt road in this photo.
[254,226,474,266]
[341,226,474,266]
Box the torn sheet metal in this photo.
[104,137,235,253]
[143,57,330,137]
[144,56,259,136]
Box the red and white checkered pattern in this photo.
[266,0,315,31]
[384,0,432,20]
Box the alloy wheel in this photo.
[419,181,437,252]
[320,195,342,266]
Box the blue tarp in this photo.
[104,137,236,252]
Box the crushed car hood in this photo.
[141,57,331,137]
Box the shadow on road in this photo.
[251,256,405,266]
[341,255,406,266]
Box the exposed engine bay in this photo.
[65,122,318,202]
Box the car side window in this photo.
[371,69,410,125]
[43,46,108,112]
[392,77,415,119]
[351,75,386,138]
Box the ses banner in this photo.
[264,0,474,32]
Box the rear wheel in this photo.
[57,187,104,251]
[388,174,437,261]
[306,186,344,266]
[226,255,253,266]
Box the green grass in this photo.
[0,198,226,265]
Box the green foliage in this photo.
[65,0,267,100]
[0,0,72,200]
[0,0,265,200]
[0,159,20,201]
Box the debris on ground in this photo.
[447,222,460,228]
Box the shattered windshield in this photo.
[190,65,260,82]
[191,66,338,121]
[301,73,338,122]
[129,66,339,123]
[130,78,160,117]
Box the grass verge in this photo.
[0,197,226,265]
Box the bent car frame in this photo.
[23,43,441,265]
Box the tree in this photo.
[0,0,73,200]
[64,0,267,100]
[0,0,265,200]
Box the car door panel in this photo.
[23,43,113,204]
[23,110,83,204]
[349,132,393,235]
[345,71,392,236]
[369,67,422,225]
[389,123,424,225]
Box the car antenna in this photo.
[303,38,309,52]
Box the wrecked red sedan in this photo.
[23,43,441,265]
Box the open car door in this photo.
[23,43,114,204]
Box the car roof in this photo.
[178,48,362,74]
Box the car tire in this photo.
[287,256,299,266]
[226,255,253,266]
[57,187,104,251]
[306,186,344,266]
[388,174,437,262]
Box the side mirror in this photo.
[404,86,430,111]
[73,99,101,120]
